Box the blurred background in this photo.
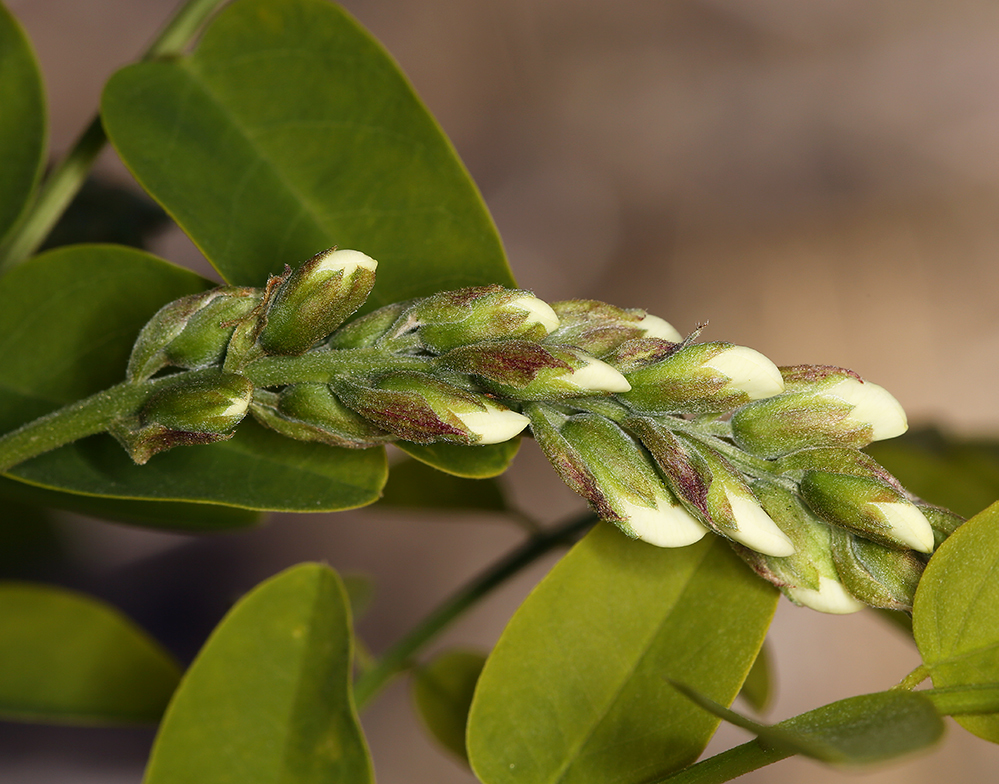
[5,0,999,781]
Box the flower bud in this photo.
[619,342,784,414]
[126,287,262,382]
[250,384,393,448]
[528,406,708,547]
[403,287,559,353]
[731,366,907,458]
[109,370,254,464]
[440,341,629,400]
[918,503,965,551]
[334,372,528,445]
[735,481,865,614]
[325,301,412,350]
[545,300,681,357]
[828,526,924,611]
[797,470,935,553]
[257,248,377,355]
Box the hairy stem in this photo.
[353,510,597,709]
[650,740,792,784]
[0,0,228,272]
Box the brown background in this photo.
[6,0,999,782]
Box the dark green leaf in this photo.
[866,427,999,519]
[0,498,62,577]
[924,684,999,717]
[913,499,999,742]
[466,525,778,784]
[144,563,372,784]
[412,648,487,765]
[0,581,180,724]
[379,456,507,511]
[0,3,46,246]
[0,245,387,520]
[102,0,514,304]
[739,639,773,713]
[673,683,943,766]
[397,439,521,479]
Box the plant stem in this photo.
[893,663,931,691]
[353,510,597,709]
[0,0,229,273]
[648,740,792,784]
[243,350,433,387]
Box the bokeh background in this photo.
[5,0,999,781]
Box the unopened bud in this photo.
[257,248,377,355]
[735,481,865,615]
[545,300,681,356]
[828,527,924,611]
[918,503,965,551]
[441,342,629,400]
[731,366,907,458]
[334,372,528,445]
[620,342,784,414]
[127,287,262,382]
[529,407,707,547]
[325,301,412,349]
[798,470,935,553]
[250,384,392,448]
[402,287,559,353]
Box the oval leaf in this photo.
[739,639,773,713]
[412,648,487,764]
[379,457,507,511]
[0,245,387,519]
[913,499,999,742]
[0,581,180,724]
[0,2,46,246]
[397,439,521,480]
[144,563,372,784]
[467,524,778,784]
[101,0,514,303]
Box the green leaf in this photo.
[672,684,943,766]
[379,457,507,511]
[143,563,373,784]
[866,427,999,519]
[412,648,487,765]
[341,572,375,621]
[739,639,773,713]
[0,245,387,520]
[913,499,999,742]
[0,3,46,246]
[0,499,62,577]
[924,684,999,717]
[466,525,778,784]
[101,0,514,304]
[397,439,521,479]
[0,581,181,724]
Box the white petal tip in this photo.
[566,357,632,393]
[871,502,935,553]
[705,346,784,400]
[620,499,709,548]
[725,490,796,557]
[316,248,378,275]
[786,577,866,614]
[455,406,530,444]
[830,379,908,440]
[638,314,682,342]
[511,295,560,335]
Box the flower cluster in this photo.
[80,249,967,613]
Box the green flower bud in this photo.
[528,406,707,547]
[619,342,784,414]
[126,287,262,382]
[403,287,559,353]
[325,301,413,350]
[109,370,253,464]
[257,248,377,355]
[731,366,908,458]
[918,503,965,551]
[545,300,681,357]
[250,384,393,448]
[440,341,630,400]
[334,371,529,445]
[798,470,935,553]
[736,481,865,615]
[828,527,924,611]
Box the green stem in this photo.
[244,349,433,387]
[649,740,792,784]
[353,510,597,709]
[893,663,931,691]
[0,0,228,273]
